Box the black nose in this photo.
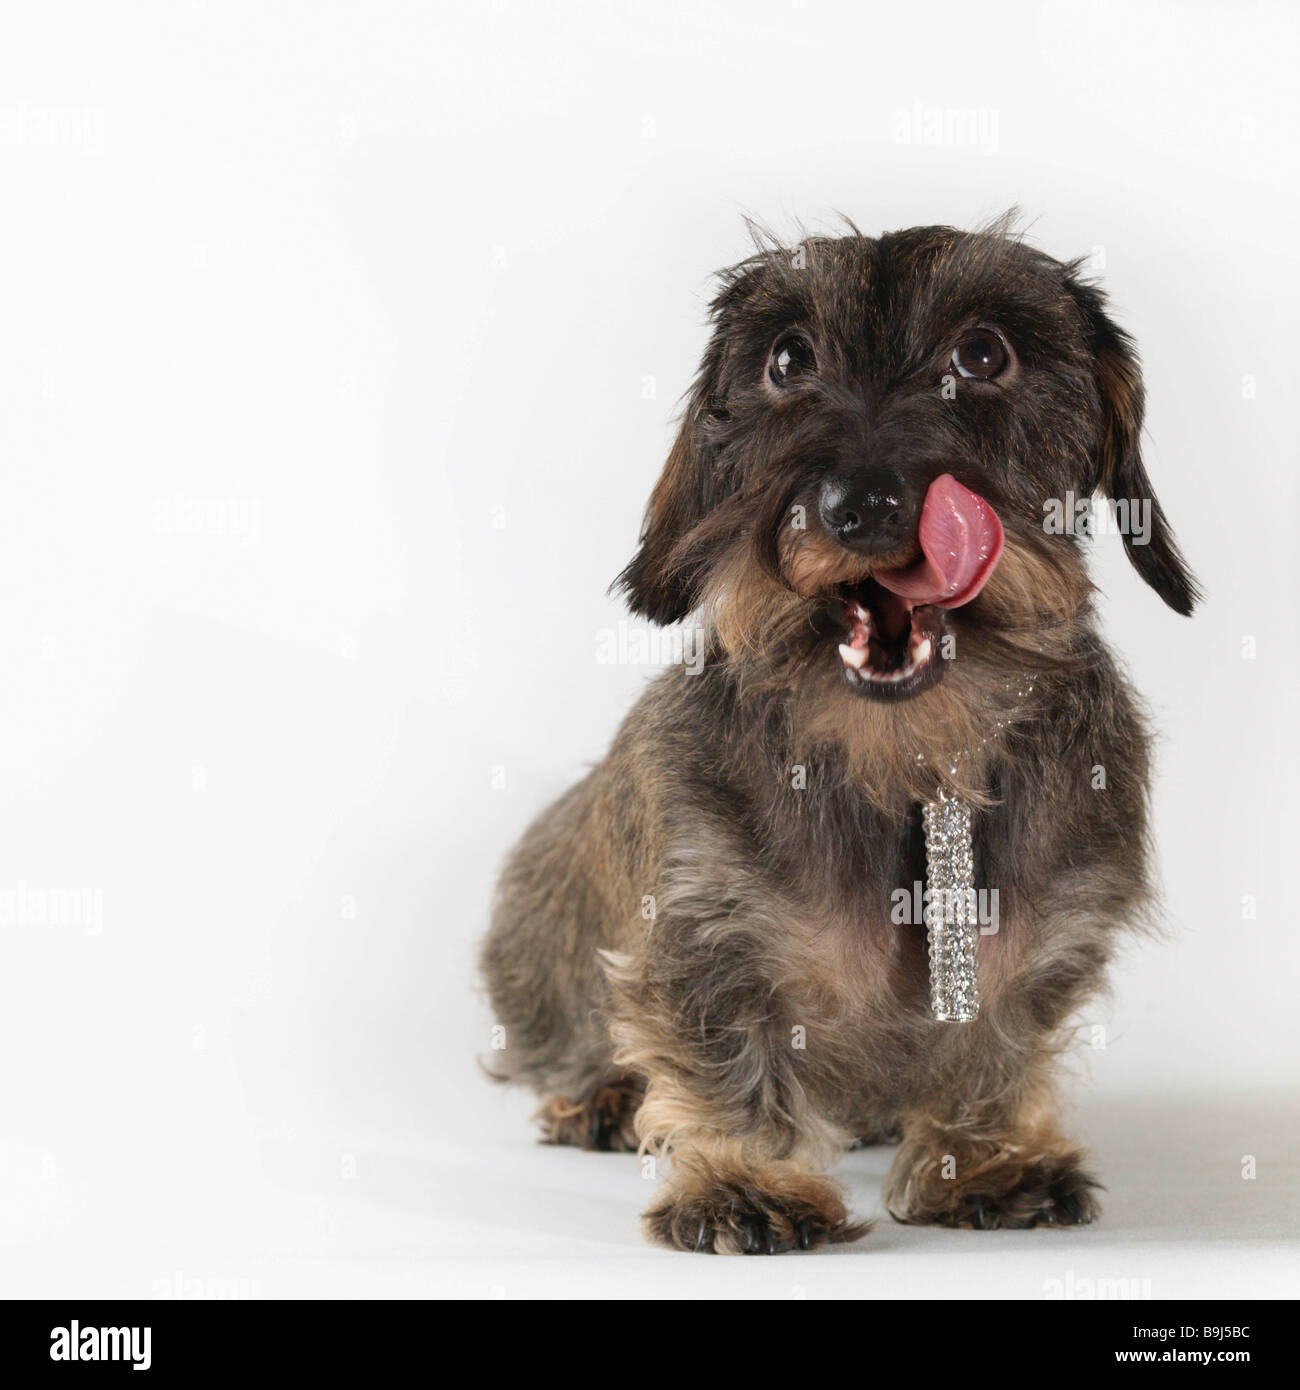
[818,468,914,553]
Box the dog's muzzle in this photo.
[828,474,1005,701]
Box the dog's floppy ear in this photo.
[617,256,782,623]
[613,251,766,625]
[613,382,721,625]
[1067,272,1200,616]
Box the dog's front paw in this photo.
[887,1147,1102,1230]
[935,1158,1101,1230]
[644,1169,869,1254]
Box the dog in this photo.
[481,218,1197,1254]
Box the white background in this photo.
[1,1,1296,1298]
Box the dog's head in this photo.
[616,221,1198,790]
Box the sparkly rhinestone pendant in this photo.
[921,793,979,1022]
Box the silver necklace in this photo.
[921,793,979,1021]
[920,674,1037,1023]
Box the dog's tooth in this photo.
[838,643,868,670]
[913,638,932,664]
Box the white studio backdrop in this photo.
[0,1,1296,1295]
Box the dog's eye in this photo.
[769,333,817,386]
[951,329,1009,380]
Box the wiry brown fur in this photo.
[481,217,1196,1253]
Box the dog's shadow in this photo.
[835,1091,1300,1247]
[319,1090,1299,1258]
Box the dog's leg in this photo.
[883,1069,1101,1229]
[849,1120,902,1149]
[638,1127,869,1255]
[481,774,632,1109]
[605,941,869,1255]
[885,888,1119,1230]
[534,1077,643,1152]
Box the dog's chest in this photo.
[789,797,1037,1017]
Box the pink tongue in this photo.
[873,474,1004,609]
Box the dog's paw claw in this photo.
[892,1157,1102,1231]
[740,1216,769,1255]
[646,1176,869,1255]
[1053,1181,1096,1227]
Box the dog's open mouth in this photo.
[824,474,1005,702]
[835,579,944,700]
